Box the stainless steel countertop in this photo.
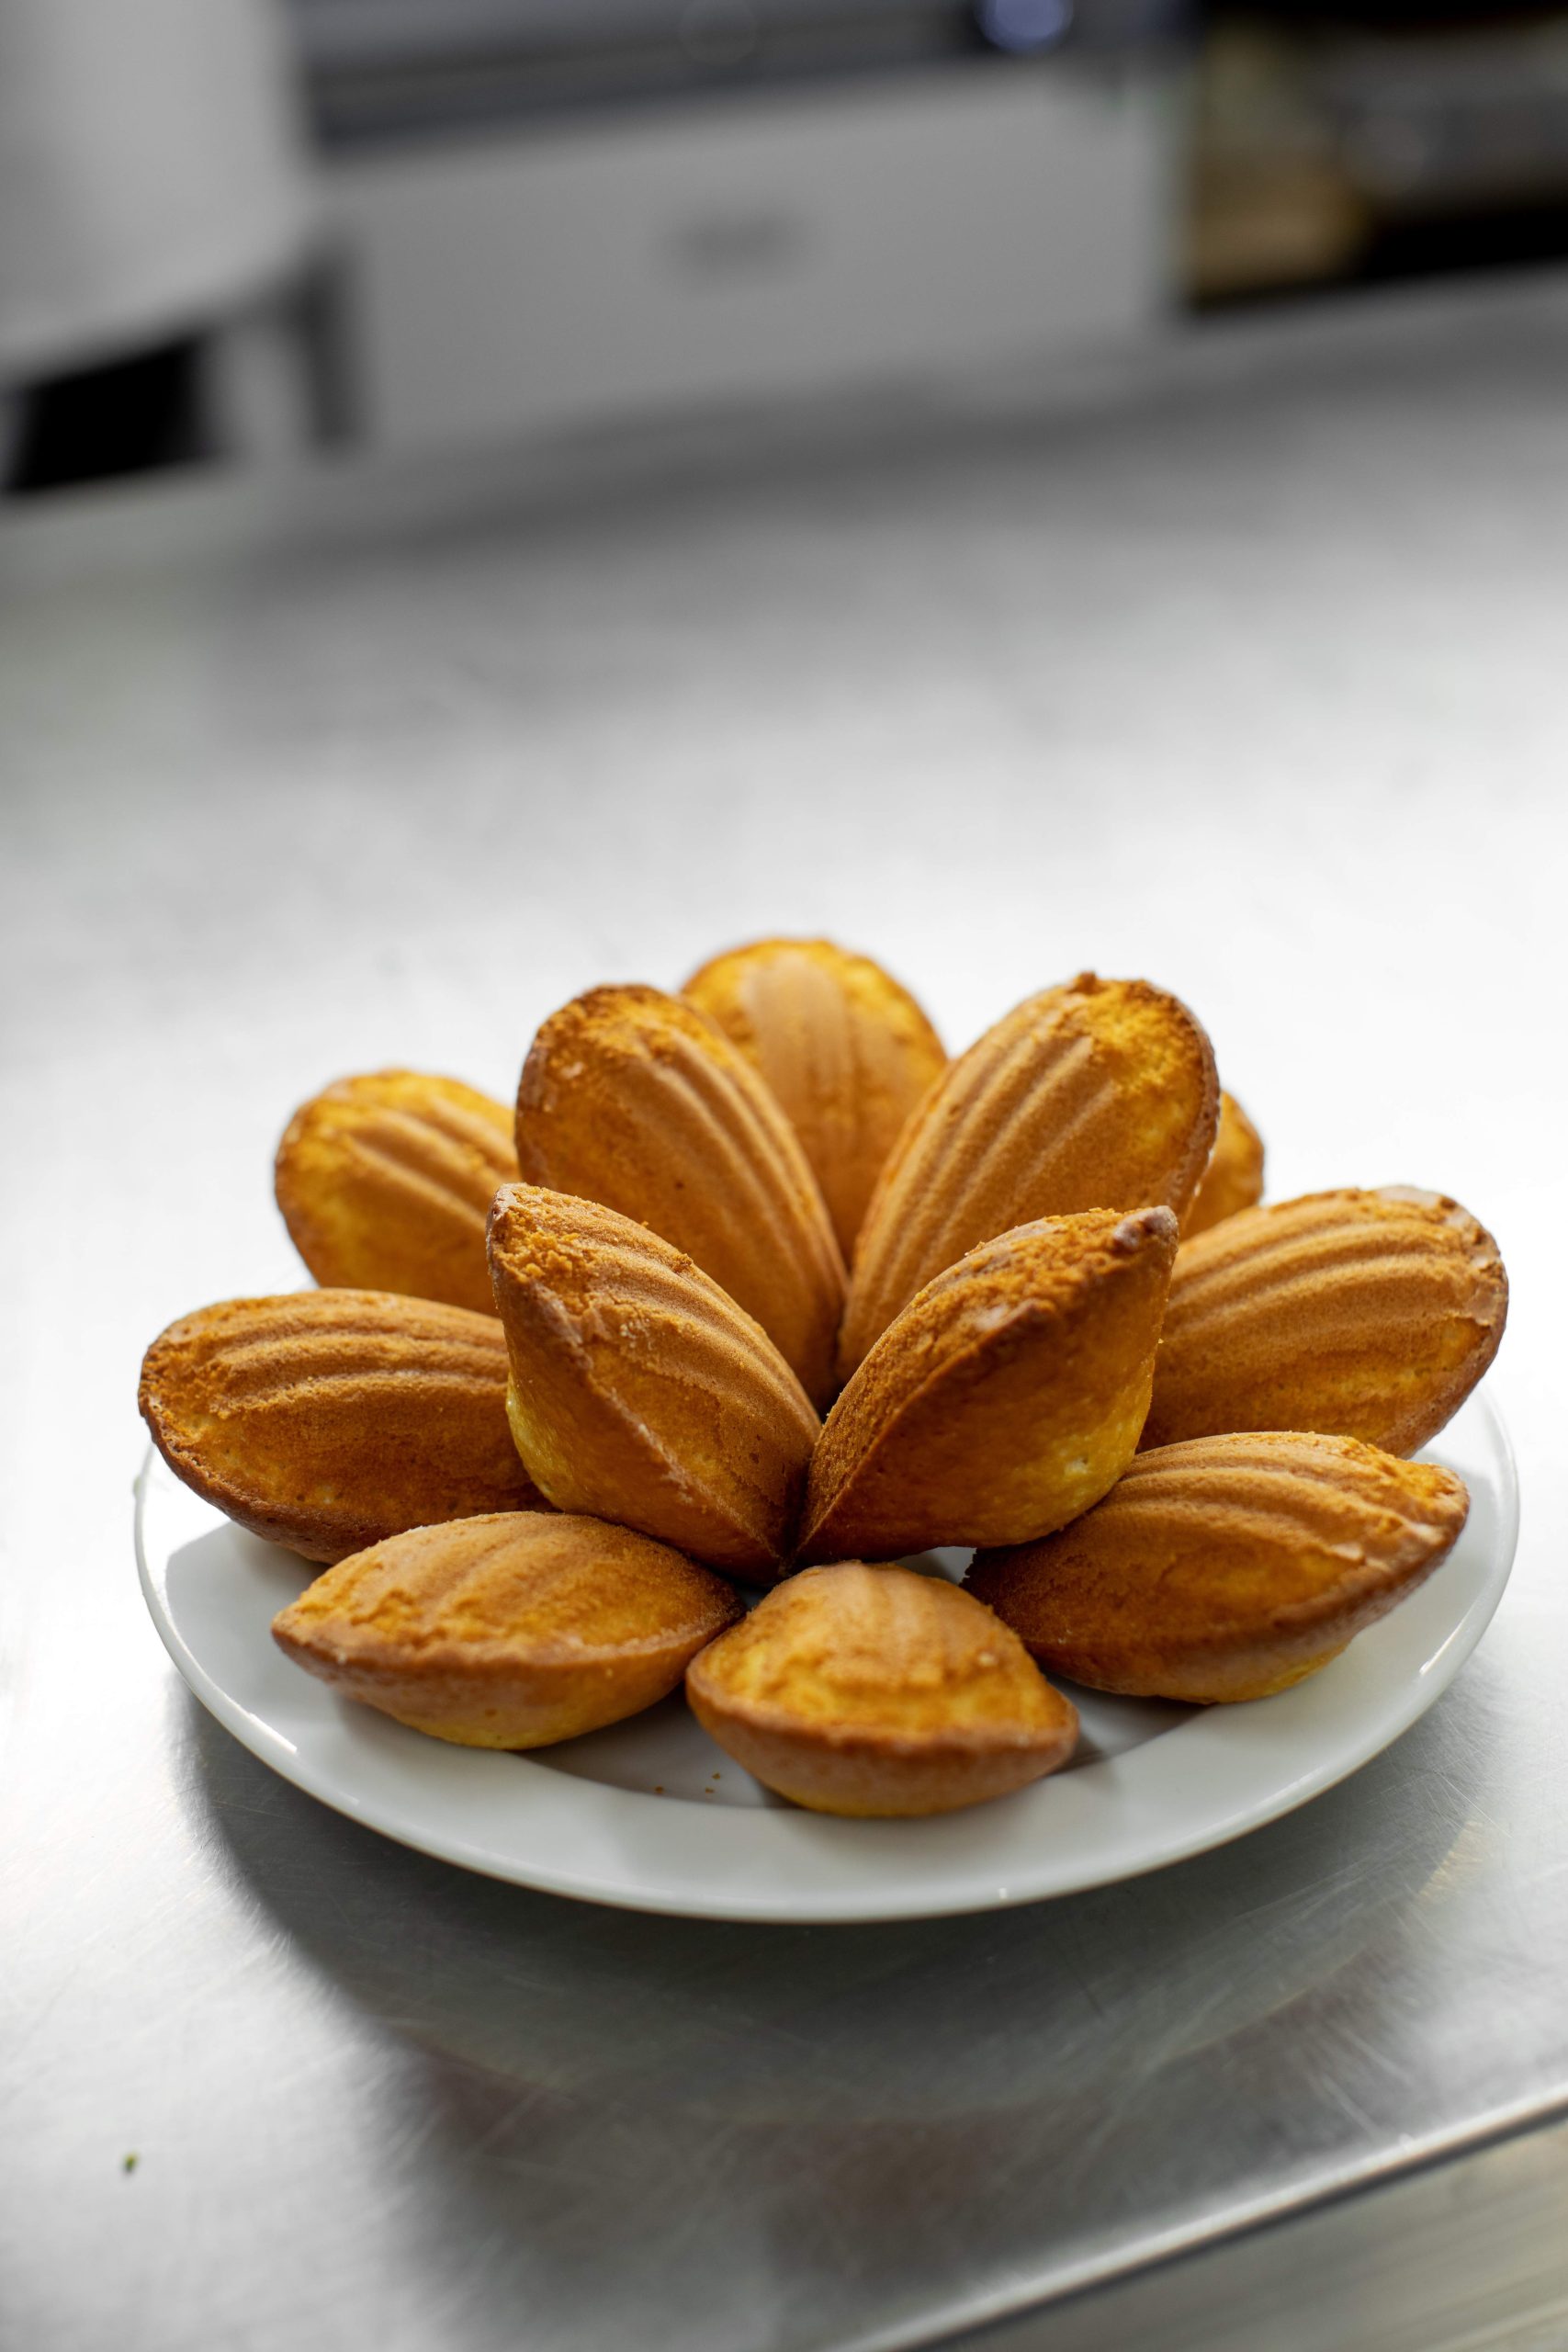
[5,277,1568,2352]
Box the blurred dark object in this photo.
[0,0,319,493]
[286,0,1189,144]
[5,342,207,493]
[1190,7,1568,303]
[2,266,355,497]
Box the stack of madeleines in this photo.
[139,944,1507,1819]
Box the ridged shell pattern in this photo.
[488,1185,821,1577]
[281,1511,735,1663]
[686,1564,1079,1816]
[1143,1187,1508,1456]
[800,1206,1179,1563]
[138,1290,541,1562]
[273,1510,739,1748]
[839,973,1218,1379]
[515,986,846,1408]
[276,1069,518,1317]
[682,937,946,1261]
[968,1430,1470,1702]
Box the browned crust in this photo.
[683,1695,1078,1815]
[139,1290,542,1563]
[275,1068,517,1317]
[487,1184,819,1577]
[799,1207,1179,1561]
[272,1510,739,1747]
[685,1563,1079,1815]
[1144,1186,1508,1455]
[681,936,946,1260]
[1182,1091,1265,1240]
[968,1430,1471,1702]
[840,973,1218,1380]
[514,983,845,1407]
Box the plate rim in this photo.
[135,1391,1519,1924]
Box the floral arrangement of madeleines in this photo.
[139,942,1507,1819]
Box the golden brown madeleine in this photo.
[969,1432,1470,1702]
[686,1563,1078,1815]
[682,936,946,1261]
[839,973,1217,1379]
[800,1207,1179,1564]
[273,1510,740,1748]
[1144,1188,1507,1456]
[276,1068,518,1317]
[139,1291,543,1563]
[514,984,845,1408]
[1182,1091,1265,1240]
[488,1185,820,1578]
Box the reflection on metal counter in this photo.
[4,273,1568,2352]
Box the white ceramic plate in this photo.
[136,1389,1517,1923]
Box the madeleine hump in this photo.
[139,1291,542,1563]
[682,935,946,1261]
[514,983,845,1407]
[838,973,1217,1378]
[276,1068,518,1317]
[800,1206,1180,1564]
[273,1510,740,1748]
[685,1563,1079,1816]
[968,1431,1471,1702]
[1182,1091,1265,1240]
[487,1184,820,1577]
[1143,1187,1507,1455]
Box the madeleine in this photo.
[1182,1091,1265,1240]
[969,1431,1470,1702]
[276,1068,517,1317]
[514,983,844,1406]
[840,973,1216,1377]
[487,1184,819,1578]
[139,1290,543,1563]
[800,1206,1179,1564]
[1145,1187,1507,1455]
[682,935,945,1260]
[274,1511,740,1747]
[686,1564,1079,1815]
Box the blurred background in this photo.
[6,0,1568,493]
